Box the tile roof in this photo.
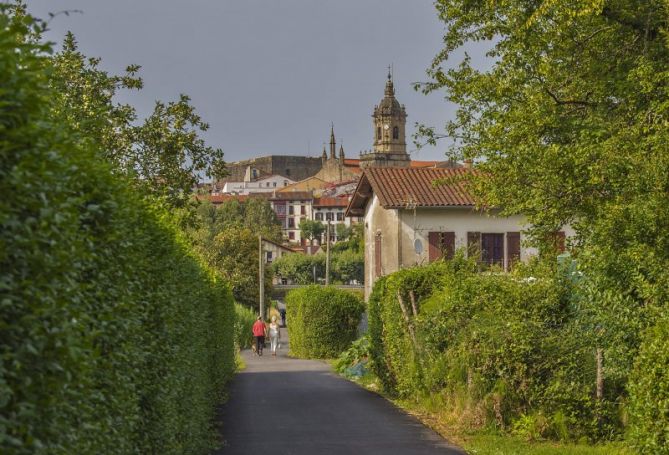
[197,193,271,204]
[313,197,350,208]
[269,191,314,201]
[346,167,474,216]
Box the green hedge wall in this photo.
[286,286,364,358]
[0,15,234,454]
[367,255,620,441]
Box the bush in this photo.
[367,252,615,441]
[234,303,257,349]
[628,316,669,454]
[0,15,234,454]
[286,286,364,358]
[272,253,325,284]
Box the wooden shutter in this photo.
[467,232,481,261]
[507,232,520,270]
[374,233,382,278]
[442,232,455,259]
[556,231,566,253]
[428,232,440,262]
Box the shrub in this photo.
[286,286,364,358]
[234,303,257,349]
[0,15,234,454]
[366,252,616,440]
[628,316,669,454]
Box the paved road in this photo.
[215,329,465,455]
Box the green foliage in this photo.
[331,249,364,284]
[628,316,669,454]
[286,286,364,359]
[272,249,363,285]
[0,12,235,454]
[368,254,622,442]
[190,198,279,308]
[298,219,325,244]
[419,1,669,447]
[272,253,324,285]
[234,303,257,350]
[49,32,225,209]
[334,335,370,375]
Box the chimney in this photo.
[464,159,473,169]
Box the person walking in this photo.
[268,316,281,356]
[252,316,266,356]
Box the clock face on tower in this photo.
[383,124,390,130]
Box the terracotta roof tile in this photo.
[313,197,350,207]
[364,167,475,208]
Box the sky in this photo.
[26,0,478,163]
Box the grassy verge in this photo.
[338,371,632,455]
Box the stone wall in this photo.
[221,155,323,183]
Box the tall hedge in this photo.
[0,14,234,454]
[286,286,364,358]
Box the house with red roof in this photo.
[346,167,573,298]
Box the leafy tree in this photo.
[272,253,325,285]
[420,0,669,445]
[335,224,352,241]
[299,219,325,245]
[244,197,283,241]
[50,32,225,208]
[331,249,364,284]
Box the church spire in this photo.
[385,65,394,97]
[339,143,345,161]
[330,124,336,159]
[321,143,327,163]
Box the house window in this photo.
[288,218,295,228]
[428,232,455,262]
[283,180,288,186]
[336,212,344,221]
[481,233,504,266]
[266,251,273,263]
[301,205,306,216]
[393,126,399,139]
[315,212,323,221]
[273,182,277,187]
[326,212,334,221]
[288,231,295,240]
[266,182,270,187]
[289,205,294,215]
[285,169,291,176]
[377,126,381,140]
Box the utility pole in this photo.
[325,221,331,285]
[259,235,264,320]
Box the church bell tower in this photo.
[360,69,410,168]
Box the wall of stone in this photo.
[220,155,323,183]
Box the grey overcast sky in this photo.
[26,0,476,163]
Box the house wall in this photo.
[363,195,399,299]
[397,208,538,269]
[363,204,576,300]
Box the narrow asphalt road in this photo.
[215,329,465,455]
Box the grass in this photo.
[336,370,634,455]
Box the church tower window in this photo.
[393,126,399,139]
[377,126,381,140]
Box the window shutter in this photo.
[428,232,440,262]
[442,232,455,259]
[507,232,521,270]
[467,232,481,260]
[556,231,566,253]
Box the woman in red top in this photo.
[252,317,267,356]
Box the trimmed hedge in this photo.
[286,286,364,358]
[0,15,234,454]
[234,303,257,349]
